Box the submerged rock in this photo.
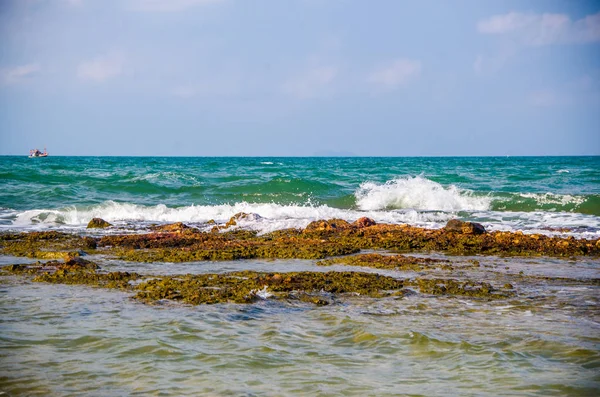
[87,218,112,229]
[445,219,486,235]
[82,236,97,249]
[4,260,517,304]
[63,255,99,270]
[318,253,454,271]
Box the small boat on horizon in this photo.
[29,148,48,158]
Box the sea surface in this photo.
[1,156,599,396]
[0,156,599,237]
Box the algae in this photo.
[87,218,112,229]
[317,253,455,271]
[2,220,597,308]
[0,232,97,259]
[1,220,598,265]
[2,257,516,305]
[407,278,512,299]
[134,270,406,304]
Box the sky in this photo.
[0,0,599,156]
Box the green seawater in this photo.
[1,156,599,236]
[1,255,599,396]
[0,156,599,396]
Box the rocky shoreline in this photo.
[1,217,598,305]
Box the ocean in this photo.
[1,156,599,396]
[1,156,599,236]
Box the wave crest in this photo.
[354,176,491,211]
[9,200,453,234]
[4,199,599,238]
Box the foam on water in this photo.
[8,200,452,233]
[127,171,202,186]
[355,176,491,211]
[518,192,586,207]
[4,199,599,238]
[469,210,600,238]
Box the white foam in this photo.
[518,192,586,207]
[127,171,201,185]
[355,176,491,211]
[251,286,273,299]
[6,200,454,234]
[6,199,599,238]
[469,209,600,238]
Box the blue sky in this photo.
[0,0,599,156]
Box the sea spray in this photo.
[355,176,492,211]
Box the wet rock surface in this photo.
[317,253,455,271]
[87,218,112,229]
[2,257,517,304]
[445,219,486,235]
[353,217,376,228]
[1,220,598,306]
[1,221,599,264]
[150,222,197,234]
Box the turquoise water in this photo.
[1,156,599,236]
[1,156,599,396]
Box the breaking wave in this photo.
[8,200,455,234]
[355,176,491,211]
[4,199,599,238]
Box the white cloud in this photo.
[367,59,421,89]
[128,0,224,12]
[2,63,40,84]
[77,54,125,82]
[477,11,600,45]
[282,66,338,99]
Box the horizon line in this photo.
[2,154,599,158]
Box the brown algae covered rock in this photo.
[317,253,454,271]
[5,261,517,304]
[408,278,511,299]
[87,218,112,229]
[0,231,98,258]
[224,212,262,228]
[445,219,486,235]
[3,220,600,262]
[150,222,198,234]
[107,270,407,304]
[4,262,406,305]
[3,259,139,289]
[353,217,376,228]
[304,218,351,233]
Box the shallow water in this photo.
[1,156,599,395]
[1,254,599,396]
